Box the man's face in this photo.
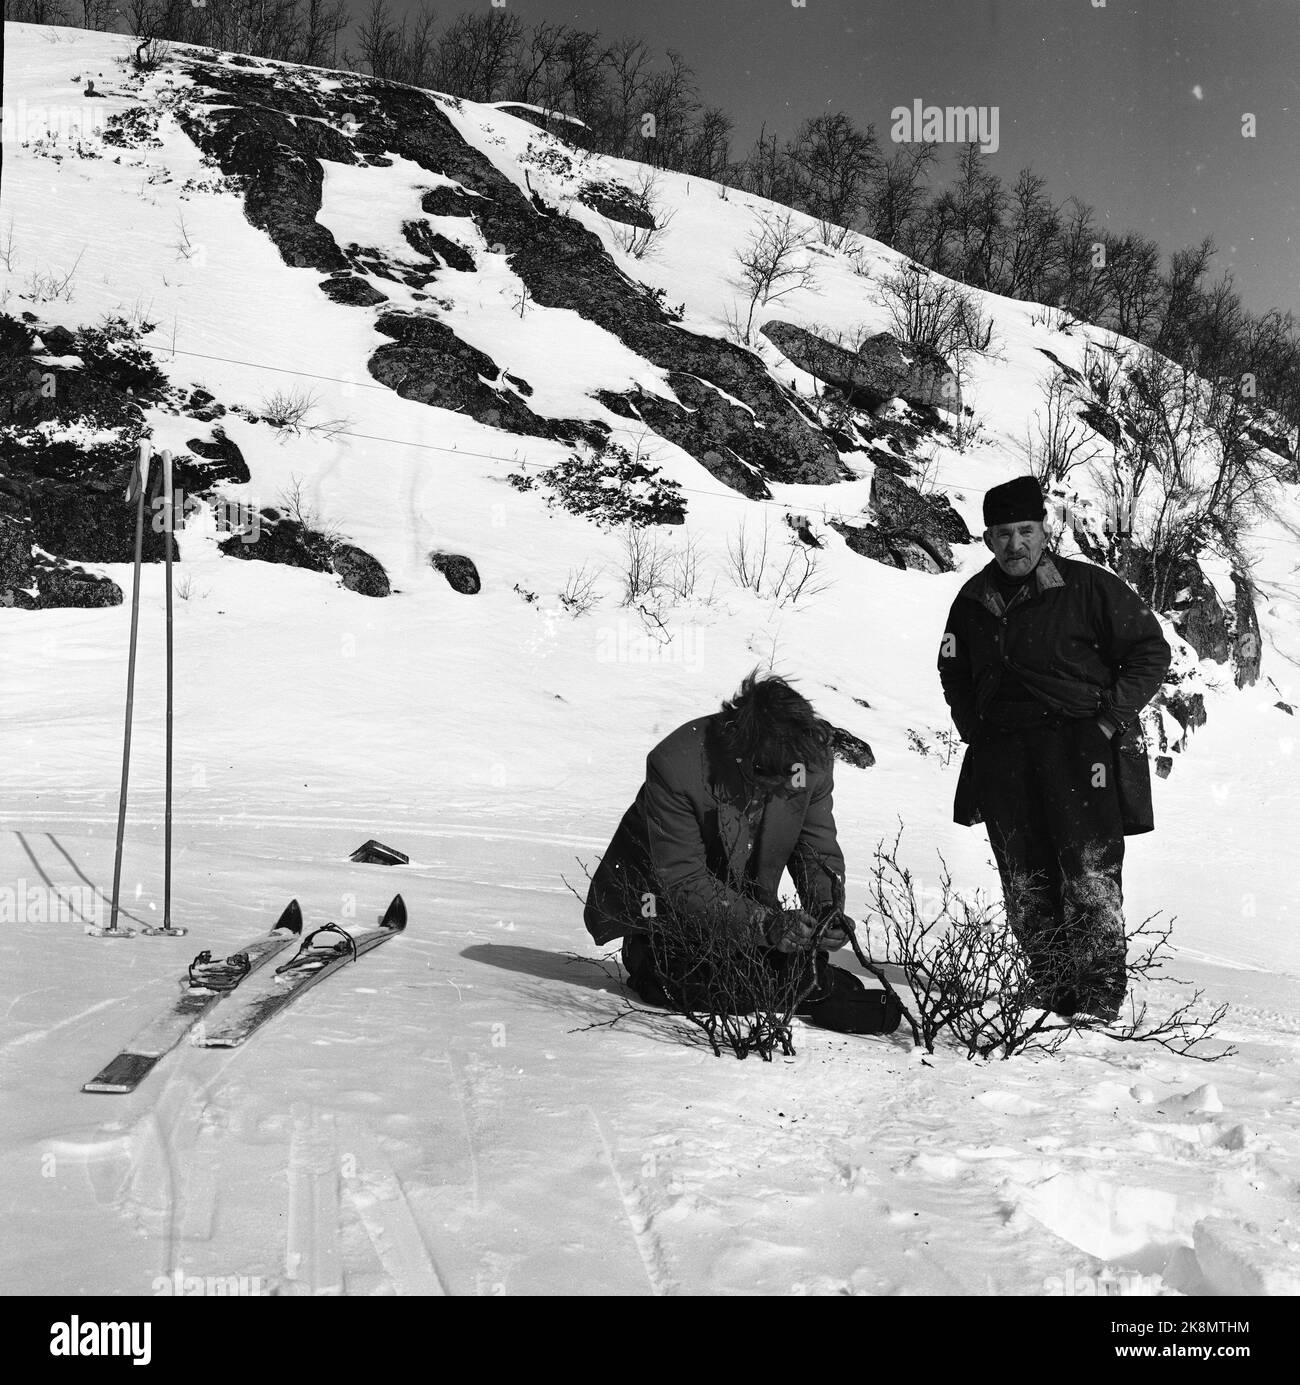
[984,520,1046,577]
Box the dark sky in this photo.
[378,0,1300,318]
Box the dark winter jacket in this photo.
[938,553,1171,826]
[583,715,845,946]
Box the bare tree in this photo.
[784,111,880,248]
[996,167,1062,301]
[866,141,938,249]
[880,262,992,359]
[739,124,801,207]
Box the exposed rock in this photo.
[1078,400,1122,446]
[218,511,333,573]
[369,313,555,438]
[175,59,843,493]
[831,468,970,574]
[320,273,388,306]
[34,324,77,355]
[402,221,475,272]
[0,505,34,598]
[1154,755,1173,779]
[420,186,476,217]
[27,482,175,565]
[331,542,390,598]
[1232,571,1261,688]
[762,322,960,414]
[32,557,123,609]
[430,551,480,594]
[577,179,655,228]
[1157,688,1207,750]
[184,425,250,485]
[829,725,875,769]
[174,101,349,272]
[185,386,226,421]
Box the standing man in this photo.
[584,671,901,1035]
[937,477,1171,1020]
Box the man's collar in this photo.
[959,554,1064,613]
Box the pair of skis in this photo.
[82,895,406,1094]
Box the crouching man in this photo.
[584,671,900,1035]
[938,476,1172,1021]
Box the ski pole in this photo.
[164,448,173,931]
[145,448,186,936]
[97,439,153,938]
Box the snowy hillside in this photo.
[2,23,1299,1299]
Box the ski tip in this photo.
[276,899,304,935]
[380,894,407,932]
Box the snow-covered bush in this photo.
[508,438,686,528]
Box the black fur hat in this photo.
[983,476,1046,528]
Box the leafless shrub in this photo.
[24,250,84,303]
[619,525,670,605]
[132,35,170,72]
[726,518,830,605]
[609,170,677,259]
[665,532,711,602]
[279,474,345,549]
[260,386,349,440]
[559,563,602,615]
[854,827,1234,1061]
[642,904,828,1059]
[736,211,817,344]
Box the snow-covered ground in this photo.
[2,24,1298,1297]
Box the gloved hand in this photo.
[819,913,855,952]
[764,908,819,954]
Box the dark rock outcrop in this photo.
[830,725,875,769]
[174,60,841,492]
[185,386,226,421]
[28,483,176,565]
[1232,571,1261,688]
[430,551,480,594]
[331,542,390,597]
[832,468,971,574]
[577,179,655,228]
[31,557,123,609]
[402,221,475,273]
[184,425,250,485]
[320,273,388,306]
[34,325,77,356]
[175,100,350,272]
[369,313,555,437]
[217,509,389,596]
[218,511,333,573]
[420,185,476,217]
[762,322,960,415]
[1157,688,1207,749]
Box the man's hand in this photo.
[818,912,855,952]
[764,908,819,953]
